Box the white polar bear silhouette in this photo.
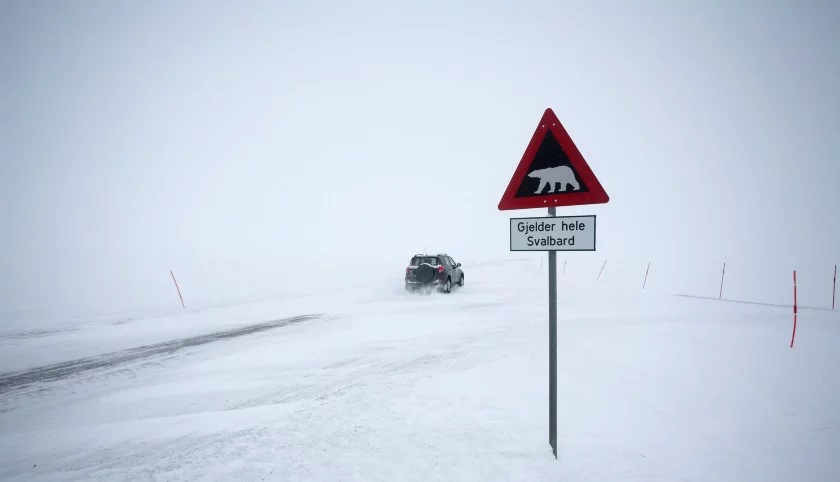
[527,166,580,194]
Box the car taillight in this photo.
[437,265,444,273]
[406,267,410,274]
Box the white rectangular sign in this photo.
[509,215,596,251]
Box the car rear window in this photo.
[410,256,439,266]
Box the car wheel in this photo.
[458,273,464,286]
[443,277,451,294]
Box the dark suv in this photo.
[404,253,465,294]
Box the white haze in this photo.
[1,0,839,320]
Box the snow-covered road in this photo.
[1,259,838,481]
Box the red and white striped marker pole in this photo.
[790,270,798,348]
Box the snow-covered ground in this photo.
[1,259,838,481]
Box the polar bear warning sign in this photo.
[497,108,610,462]
[497,108,609,210]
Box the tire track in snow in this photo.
[0,314,323,395]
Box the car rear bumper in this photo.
[405,278,443,291]
[405,278,441,286]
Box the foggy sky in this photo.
[2,0,839,317]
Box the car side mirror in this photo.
[455,263,461,268]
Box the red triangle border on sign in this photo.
[497,108,609,211]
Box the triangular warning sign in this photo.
[498,108,609,210]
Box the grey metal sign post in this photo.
[547,207,558,457]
